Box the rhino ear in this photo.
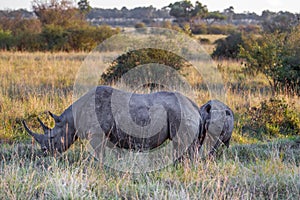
[48,111,61,123]
[205,103,211,113]
[22,120,44,144]
[200,103,211,118]
[225,110,231,116]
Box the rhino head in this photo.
[23,110,77,156]
[199,100,234,156]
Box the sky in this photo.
[0,0,299,14]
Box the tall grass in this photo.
[0,139,299,199]
[0,52,85,140]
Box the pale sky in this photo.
[0,0,299,14]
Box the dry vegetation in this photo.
[1,138,299,199]
[0,52,84,140]
[0,51,299,199]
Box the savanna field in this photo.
[0,33,300,199]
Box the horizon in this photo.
[0,0,299,15]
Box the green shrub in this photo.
[238,24,261,34]
[101,48,187,84]
[240,28,300,95]
[134,22,146,29]
[241,98,300,140]
[212,32,244,59]
[0,29,14,50]
[14,31,42,51]
[191,23,207,34]
[41,25,68,51]
[66,25,119,51]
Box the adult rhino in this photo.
[23,86,233,161]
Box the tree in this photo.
[240,32,285,94]
[167,0,193,23]
[279,27,300,94]
[240,28,300,95]
[32,0,87,28]
[77,0,91,14]
[190,1,208,20]
[166,0,208,27]
[223,6,234,24]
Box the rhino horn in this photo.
[22,120,44,144]
[48,111,61,123]
[37,117,50,134]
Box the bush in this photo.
[212,32,244,59]
[23,25,119,52]
[134,22,146,29]
[241,98,300,140]
[0,29,14,50]
[240,28,300,95]
[14,32,43,51]
[40,25,68,51]
[191,23,207,34]
[101,48,187,84]
[238,24,261,34]
[66,25,119,51]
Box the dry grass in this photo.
[0,138,299,199]
[0,52,85,140]
[194,34,227,54]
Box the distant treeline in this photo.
[1,6,299,27]
[87,6,170,20]
[0,0,300,51]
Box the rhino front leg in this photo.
[85,124,108,164]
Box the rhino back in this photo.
[74,85,200,150]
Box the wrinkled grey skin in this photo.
[199,99,234,156]
[23,86,202,157]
